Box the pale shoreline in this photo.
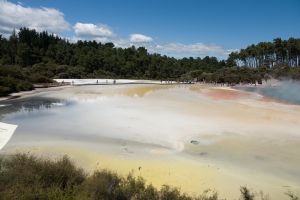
[0,85,71,102]
[0,79,168,102]
[0,78,266,102]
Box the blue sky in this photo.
[1,0,300,58]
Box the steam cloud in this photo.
[259,80,300,105]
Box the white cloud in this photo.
[73,22,114,39]
[0,0,70,35]
[0,1,234,58]
[129,34,153,43]
[68,32,233,58]
[155,42,233,57]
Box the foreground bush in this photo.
[0,154,298,200]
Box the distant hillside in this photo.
[1,28,300,96]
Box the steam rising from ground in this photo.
[264,80,300,104]
[1,83,300,199]
[238,79,300,105]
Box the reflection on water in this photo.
[116,84,172,97]
[0,96,68,118]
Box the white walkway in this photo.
[0,122,17,150]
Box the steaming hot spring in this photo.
[1,81,300,199]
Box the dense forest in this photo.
[1,28,300,96]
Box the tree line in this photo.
[1,28,300,96]
[0,28,226,79]
[227,38,300,68]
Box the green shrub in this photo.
[0,86,11,96]
[16,80,34,91]
[0,154,85,200]
[0,65,34,96]
[160,185,192,200]
[240,187,255,200]
[29,73,53,83]
[82,170,122,200]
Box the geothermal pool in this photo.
[0,83,300,199]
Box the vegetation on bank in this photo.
[0,28,300,96]
[0,65,54,96]
[0,154,298,200]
